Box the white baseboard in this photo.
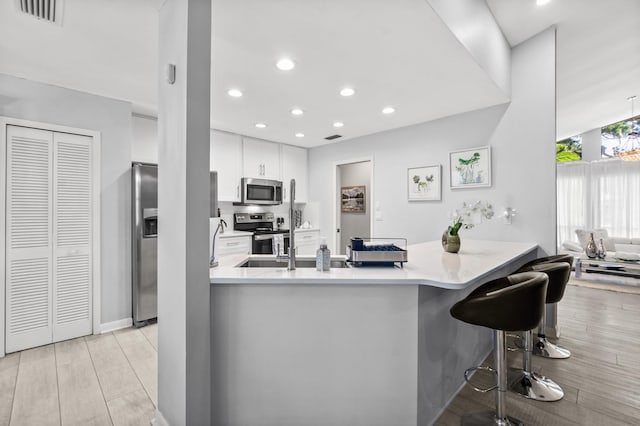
[98,317,133,334]
[151,409,170,426]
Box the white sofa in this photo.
[560,228,640,260]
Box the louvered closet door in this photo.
[5,125,54,353]
[52,132,93,342]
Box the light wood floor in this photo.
[435,283,640,425]
[0,323,157,425]
[1,282,638,425]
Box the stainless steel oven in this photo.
[234,212,289,254]
[253,232,290,254]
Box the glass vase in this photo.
[442,230,461,253]
[585,232,597,259]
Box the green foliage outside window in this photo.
[556,137,582,162]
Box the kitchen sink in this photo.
[236,256,350,269]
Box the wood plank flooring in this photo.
[0,280,638,425]
[0,323,157,426]
[435,282,640,425]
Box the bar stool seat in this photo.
[450,271,548,426]
[508,262,570,401]
[518,254,573,359]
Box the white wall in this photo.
[0,73,133,325]
[580,127,602,162]
[308,27,557,255]
[426,0,511,96]
[131,114,159,163]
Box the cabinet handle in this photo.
[303,235,312,240]
[283,187,286,200]
[227,241,241,246]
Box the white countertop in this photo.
[210,239,537,289]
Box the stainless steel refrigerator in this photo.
[131,163,218,327]
[132,163,158,326]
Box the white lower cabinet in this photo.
[218,235,252,257]
[295,230,320,256]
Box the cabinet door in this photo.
[5,125,54,353]
[295,231,319,255]
[242,137,280,180]
[218,236,252,257]
[211,130,242,202]
[281,145,308,203]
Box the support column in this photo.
[155,0,211,424]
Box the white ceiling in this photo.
[487,0,640,140]
[0,0,508,148]
[0,0,637,146]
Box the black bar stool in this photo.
[518,254,573,359]
[450,271,548,426]
[507,262,570,401]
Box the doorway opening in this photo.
[334,159,373,255]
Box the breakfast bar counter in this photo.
[210,239,538,288]
[209,240,538,426]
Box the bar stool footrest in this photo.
[464,365,498,393]
[461,410,525,426]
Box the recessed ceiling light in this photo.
[333,121,344,128]
[255,123,267,129]
[276,58,295,71]
[340,87,355,97]
[536,0,551,5]
[295,133,305,138]
[227,88,243,98]
[291,108,304,116]
[382,106,396,114]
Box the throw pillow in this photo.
[575,228,609,249]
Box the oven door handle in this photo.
[254,234,275,241]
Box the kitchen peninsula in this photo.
[210,240,537,426]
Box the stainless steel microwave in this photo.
[239,177,282,205]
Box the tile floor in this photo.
[0,323,157,425]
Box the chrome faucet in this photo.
[275,179,296,270]
[287,179,296,270]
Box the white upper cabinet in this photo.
[242,137,280,180]
[211,130,242,202]
[281,144,308,203]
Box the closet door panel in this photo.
[52,132,93,341]
[5,125,53,353]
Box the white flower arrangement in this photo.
[448,201,494,236]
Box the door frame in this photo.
[332,156,374,254]
[0,117,101,357]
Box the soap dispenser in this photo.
[316,237,331,271]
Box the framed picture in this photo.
[408,165,441,201]
[341,185,366,213]
[449,146,492,189]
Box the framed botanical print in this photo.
[449,146,492,189]
[408,165,441,201]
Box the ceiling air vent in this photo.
[15,0,64,25]
[324,134,342,141]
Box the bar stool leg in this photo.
[462,331,524,426]
[508,329,564,401]
[533,307,571,359]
